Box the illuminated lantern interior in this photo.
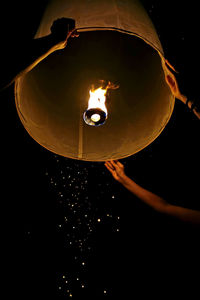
[15,0,174,161]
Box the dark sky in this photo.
[0,1,199,299]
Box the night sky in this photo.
[1,1,200,299]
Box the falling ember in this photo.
[83,81,119,127]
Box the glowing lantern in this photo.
[15,0,174,161]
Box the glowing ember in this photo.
[91,113,101,122]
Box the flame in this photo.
[88,87,108,115]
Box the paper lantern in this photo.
[15,0,174,161]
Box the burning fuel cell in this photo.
[83,108,107,126]
[83,87,107,126]
[83,82,118,126]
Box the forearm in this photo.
[164,68,200,120]
[2,35,64,89]
[121,175,167,211]
[186,99,200,120]
[175,93,200,120]
[193,109,200,120]
[20,35,66,73]
[121,175,200,225]
[165,205,200,225]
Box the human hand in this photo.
[104,160,127,184]
[165,73,187,103]
[50,18,79,48]
[164,61,187,104]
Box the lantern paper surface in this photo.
[15,0,174,161]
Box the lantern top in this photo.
[36,0,163,57]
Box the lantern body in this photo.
[15,0,174,161]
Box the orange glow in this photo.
[87,87,108,115]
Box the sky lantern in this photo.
[15,0,174,161]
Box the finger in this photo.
[105,163,115,175]
[71,33,79,38]
[72,29,79,37]
[68,30,79,39]
[70,28,77,33]
[113,160,119,164]
[105,162,115,173]
[111,160,122,172]
[165,59,178,73]
[106,161,115,170]
[111,160,119,168]
[105,162,111,169]
[104,163,111,171]
[117,161,124,167]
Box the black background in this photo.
[0,1,199,299]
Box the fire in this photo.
[88,87,108,115]
[83,81,119,126]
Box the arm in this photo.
[185,99,200,120]
[1,18,79,89]
[105,160,200,225]
[164,64,200,120]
